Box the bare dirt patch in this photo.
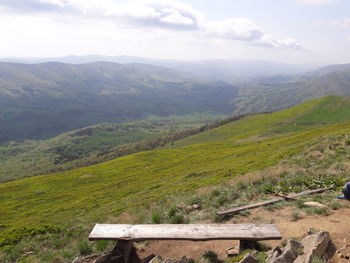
[137,205,350,262]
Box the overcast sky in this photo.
[0,0,349,64]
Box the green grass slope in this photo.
[0,121,206,183]
[2,96,350,260]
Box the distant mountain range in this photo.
[0,61,235,143]
[0,58,350,144]
[0,55,320,83]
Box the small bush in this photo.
[202,250,220,263]
[329,202,344,210]
[311,256,326,263]
[263,184,274,194]
[187,195,202,206]
[216,195,228,207]
[151,212,162,224]
[168,207,178,218]
[96,240,109,252]
[213,215,224,223]
[78,241,92,256]
[290,212,302,221]
[227,250,254,263]
[211,189,221,197]
[305,207,330,216]
[170,214,186,224]
[256,242,271,251]
[237,182,248,190]
[238,210,250,217]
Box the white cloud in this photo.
[257,35,303,50]
[204,19,303,50]
[0,0,202,30]
[295,0,338,5]
[0,0,303,50]
[205,18,264,41]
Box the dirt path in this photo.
[137,205,350,262]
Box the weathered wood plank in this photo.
[88,224,281,241]
[216,188,332,216]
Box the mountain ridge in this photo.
[0,61,235,143]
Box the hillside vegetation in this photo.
[0,121,208,182]
[2,96,350,262]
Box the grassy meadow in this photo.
[2,95,350,262]
[0,121,207,182]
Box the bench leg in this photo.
[99,241,140,263]
[239,240,257,252]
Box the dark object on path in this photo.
[338,182,350,200]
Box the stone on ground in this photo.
[294,231,330,263]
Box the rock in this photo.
[337,244,350,261]
[24,251,34,257]
[266,247,282,262]
[270,239,303,263]
[238,254,259,263]
[225,246,239,256]
[303,202,326,208]
[294,231,330,263]
[185,204,201,212]
[149,256,164,263]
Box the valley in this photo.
[3,1,350,263]
[2,96,350,262]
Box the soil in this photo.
[136,203,350,263]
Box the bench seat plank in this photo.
[88,224,281,242]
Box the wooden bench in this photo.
[88,224,282,263]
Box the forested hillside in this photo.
[0,62,234,143]
[231,64,350,114]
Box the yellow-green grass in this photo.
[2,95,350,237]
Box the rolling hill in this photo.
[231,64,350,115]
[0,56,318,83]
[0,62,234,143]
[2,96,350,262]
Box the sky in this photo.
[0,0,349,64]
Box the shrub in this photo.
[78,241,92,256]
[329,202,343,210]
[216,195,228,207]
[263,184,274,194]
[187,195,202,206]
[256,242,271,251]
[290,212,302,221]
[96,240,109,252]
[151,212,162,224]
[238,210,251,217]
[211,189,221,197]
[311,257,326,263]
[0,224,61,247]
[202,250,220,263]
[170,214,186,224]
[227,250,254,263]
[237,182,248,190]
[305,207,329,216]
[168,207,178,218]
